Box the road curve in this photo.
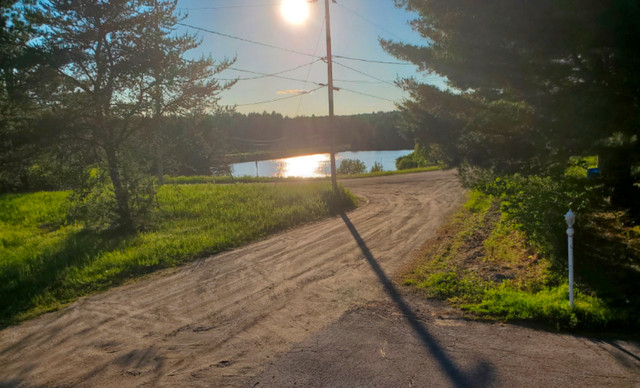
[0,170,465,387]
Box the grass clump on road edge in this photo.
[0,182,356,327]
[403,190,618,330]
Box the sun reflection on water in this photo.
[274,154,330,178]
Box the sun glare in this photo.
[281,0,310,25]
[275,154,329,178]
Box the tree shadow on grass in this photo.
[0,229,133,328]
[340,213,494,388]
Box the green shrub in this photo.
[396,155,418,170]
[370,161,384,173]
[475,174,603,263]
[337,159,366,175]
[396,143,441,170]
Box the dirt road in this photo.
[0,171,463,386]
[1,170,638,387]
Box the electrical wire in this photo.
[332,60,397,87]
[177,22,322,58]
[235,71,325,85]
[231,71,325,85]
[233,58,322,77]
[235,85,325,107]
[216,74,324,85]
[297,18,326,116]
[334,1,405,41]
[334,78,387,84]
[178,23,411,66]
[333,55,412,65]
[336,86,397,102]
[227,59,325,84]
[178,2,279,10]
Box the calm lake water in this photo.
[231,150,413,178]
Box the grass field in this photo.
[0,182,356,327]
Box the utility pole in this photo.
[153,0,164,185]
[324,0,338,191]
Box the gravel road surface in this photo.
[1,170,638,387]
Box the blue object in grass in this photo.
[586,168,599,179]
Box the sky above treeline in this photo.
[175,0,441,117]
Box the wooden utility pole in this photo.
[324,0,338,191]
[153,0,164,185]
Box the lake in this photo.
[230,150,413,178]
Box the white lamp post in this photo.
[564,209,576,308]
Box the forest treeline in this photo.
[215,111,411,156]
[2,110,410,192]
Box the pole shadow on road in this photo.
[341,213,494,388]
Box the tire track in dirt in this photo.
[0,170,464,387]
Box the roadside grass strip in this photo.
[403,190,616,330]
[0,182,356,326]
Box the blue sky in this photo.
[175,0,439,117]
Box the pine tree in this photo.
[0,0,53,191]
[44,0,233,230]
[384,0,640,212]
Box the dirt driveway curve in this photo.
[1,170,638,387]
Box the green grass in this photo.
[565,156,598,178]
[462,283,613,329]
[403,190,621,330]
[0,182,356,326]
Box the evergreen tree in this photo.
[44,0,233,230]
[384,0,640,212]
[0,0,53,191]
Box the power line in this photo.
[334,78,387,84]
[178,2,279,10]
[217,74,323,85]
[297,18,326,116]
[332,60,397,87]
[235,85,325,107]
[177,22,321,58]
[336,86,397,102]
[230,69,325,85]
[333,55,412,65]
[334,1,405,42]
[227,59,325,84]
[178,22,412,66]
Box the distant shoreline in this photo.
[225,146,410,163]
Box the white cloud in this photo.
[276,89,308,95]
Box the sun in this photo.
[281,0,310,25]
